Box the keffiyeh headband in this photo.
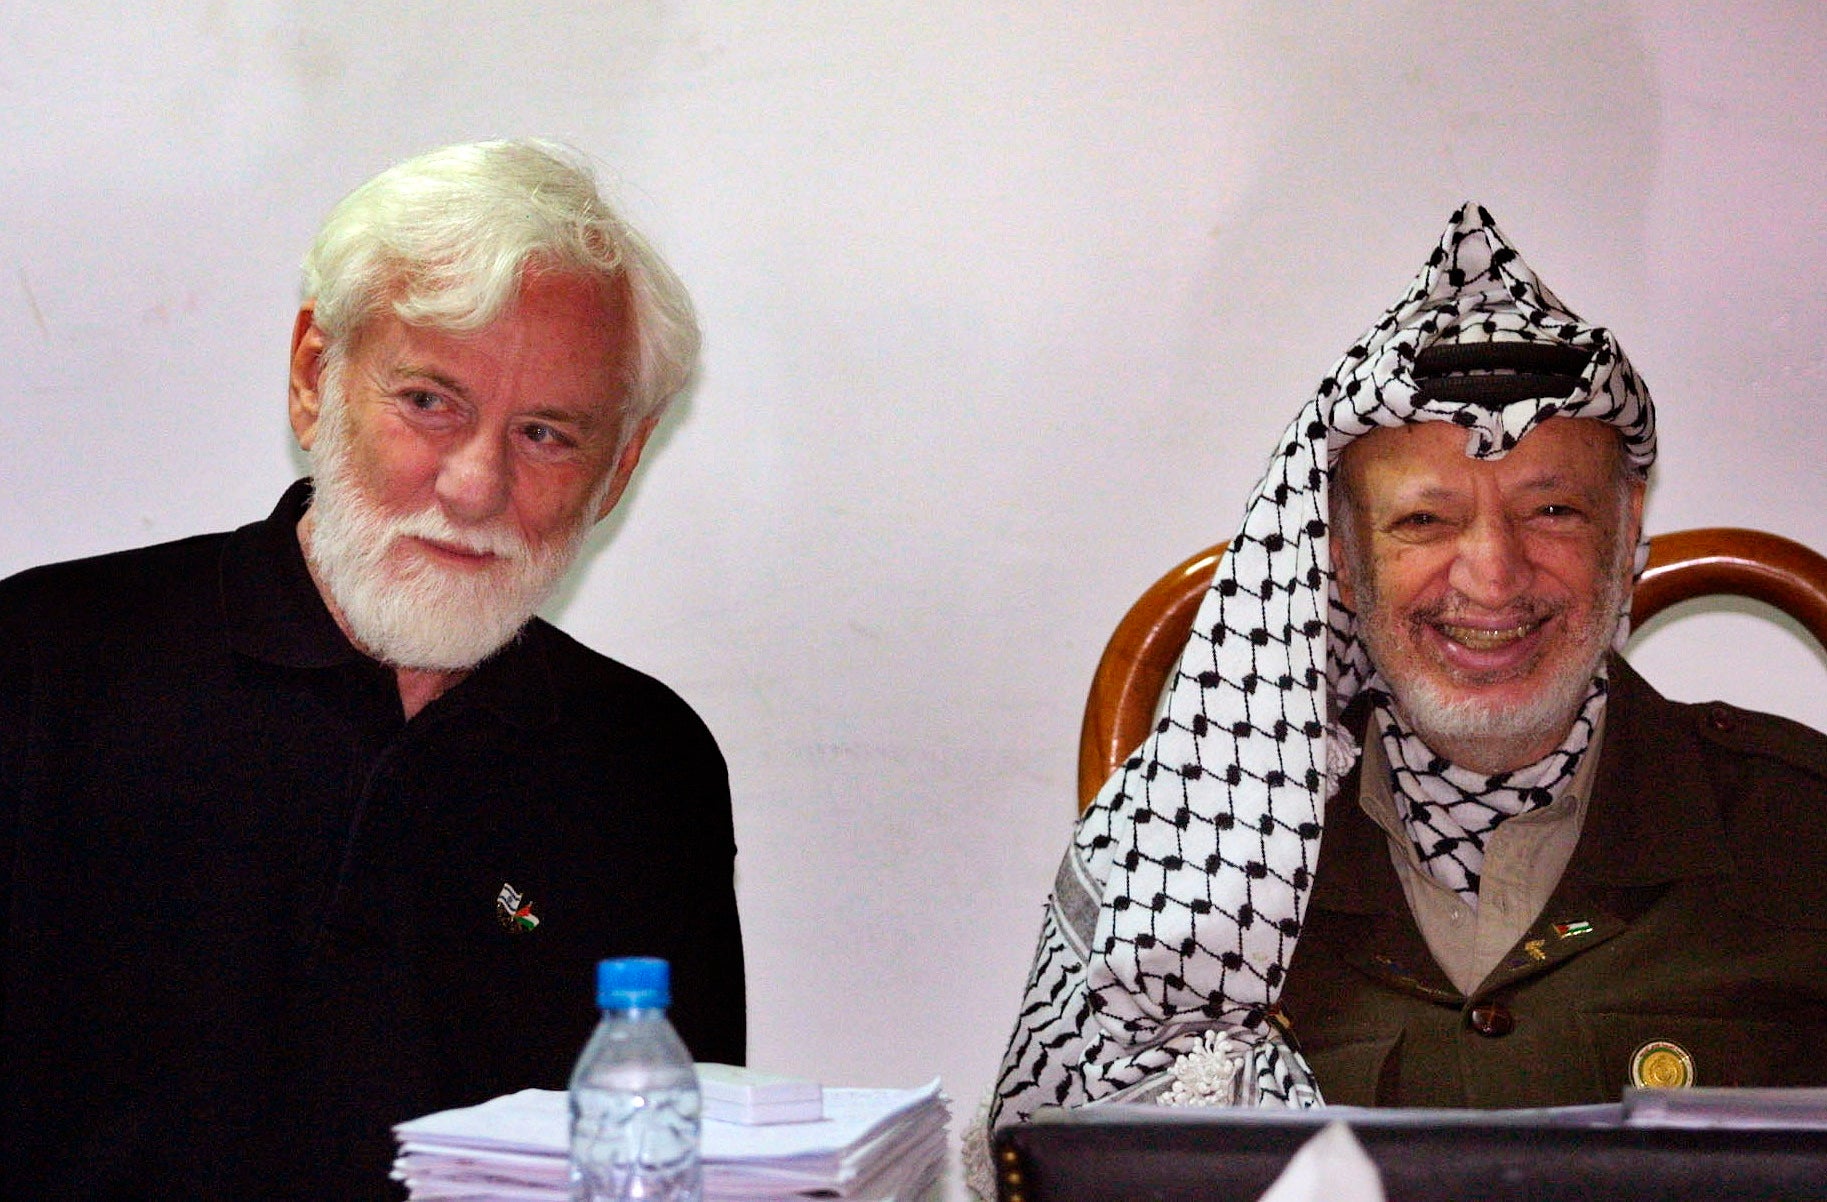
[990,204,1656,1125]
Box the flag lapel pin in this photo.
[496,883,540,933]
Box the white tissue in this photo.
[1256,1121,1385,1202]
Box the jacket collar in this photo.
[1567,653,1732,887]
[1312,654,1731,918]
[218,480,561,730]
[1306,692,1408,916]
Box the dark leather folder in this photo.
[992,1101,1827,1201]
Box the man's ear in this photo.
[1332,524,1357,610]
[288,303,328,452]
[593,415,661,522]
[1329,481,1360,609]
[1625,473,1647,551]
[1328,451,1361,610]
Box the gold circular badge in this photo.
[1630,1040,1696,1089]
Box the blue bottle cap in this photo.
[596,957,670,1009]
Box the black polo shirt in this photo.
[0,482,745,1199]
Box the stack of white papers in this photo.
[391,1077,948,1201]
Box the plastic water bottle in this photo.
[568,957,703,1202]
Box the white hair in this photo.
[302,138,699,434]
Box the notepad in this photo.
[697,1063,825,1124]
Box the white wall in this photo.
[4,1,1823,1191]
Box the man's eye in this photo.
[1395,512,1439,528]
[404,390,447,412]
[522,422,575,449]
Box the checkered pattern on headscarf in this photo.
[1380,677,1606,903]
[988,204,1656,1127]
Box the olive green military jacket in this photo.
[1277,655,1827,1107]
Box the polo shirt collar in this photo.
[221,479,356,669]
[456,625,562,730]
[219,479,561,729]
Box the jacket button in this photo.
[1706,706,1736,732]
[1469,1002,1515,1037]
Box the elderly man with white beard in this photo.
[0,141,744,1200]
[984,207,1827,1169]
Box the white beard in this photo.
[1355,536,1632,772]
[303,370,598,672]
[1376,609,1613,764]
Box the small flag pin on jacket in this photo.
[496,883,539,932]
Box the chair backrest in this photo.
[1077,528,1827,812]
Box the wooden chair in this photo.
[1077,528,1827,812]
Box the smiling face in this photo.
[288,269,655,670]
[1333,417,1644,772]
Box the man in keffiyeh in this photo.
[982,205,1827,1157]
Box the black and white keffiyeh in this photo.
[1382,673,1606,904]
[987,204,1656,1131]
